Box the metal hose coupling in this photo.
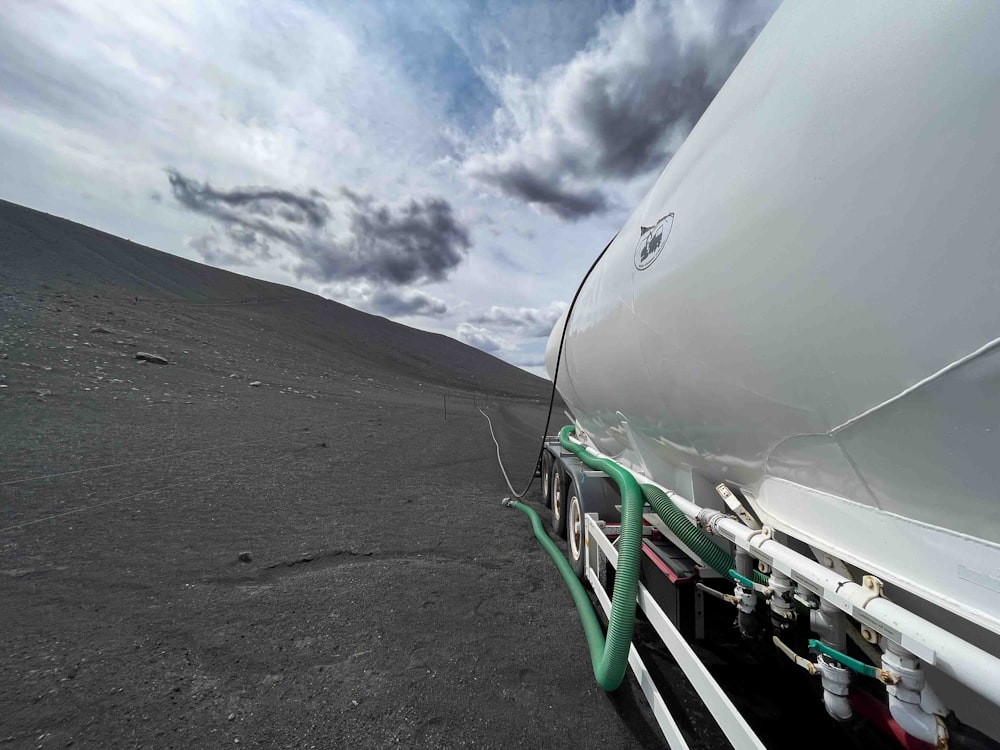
[501,496,514,508]
[696,508,724,533]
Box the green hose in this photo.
[508,499,634,690]
[508,424,766,690]
[642,484,768,585]
[556,425,646,691]
[506,425,645,690]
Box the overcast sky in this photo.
[0,0,779,376]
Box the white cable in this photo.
[479,408,524,497]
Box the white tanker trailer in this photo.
[502,2,1000,748]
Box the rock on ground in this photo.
[135,352,169,365]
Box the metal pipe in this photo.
[881,641,948,747]
[811,600,846,652]
[734,548,759,639]
[575,442,1000,708]
[769,571,796,637]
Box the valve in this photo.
[817,654,852,721]
[881,642,948,748]
[768,572,796,635]
[733,550,761,639]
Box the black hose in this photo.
[493,231,619,498]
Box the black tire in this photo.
[539,451,552,509]
[550,462,567,537]
[567,478,587,580]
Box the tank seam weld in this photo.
[830,335,1000,435]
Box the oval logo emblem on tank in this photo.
[634,213,673,270]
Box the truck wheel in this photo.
[550,463,567,537]
[567,480,588,580]
[540,451,552,509]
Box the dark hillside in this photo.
[0,199,546,398]
[0,194,668,750]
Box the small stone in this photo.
[238,551,252,563]
[228,713,236,721]
[248,381,261,387]
[90,326,112,334]
[135,352,169,365]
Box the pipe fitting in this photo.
[735,553,754,606]
[697,507,727,534]
[817,654,853,721]
[883,645,925,704]
[886,693,947,747]
[811,599,847,651]
[882,642,949,746]
[769,573,795,616]
[734,549,760,638]
[736,584,756,615]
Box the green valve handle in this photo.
[729,569,756,590]
[808,639,879,679]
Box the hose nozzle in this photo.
[501,496,515,508]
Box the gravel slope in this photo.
[0,201,662,749]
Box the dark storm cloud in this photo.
[474,166,608,221]
[296,189,470,285]
[167,168,330,231]
[168,170,470,287]
[465,0,779,219]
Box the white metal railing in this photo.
[584,513,767,750]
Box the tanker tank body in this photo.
[543,0,1000,743]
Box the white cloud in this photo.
[464,0,778,218]
[468,301,567,337]
[456,323,513,353]
[320,281,449,318]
